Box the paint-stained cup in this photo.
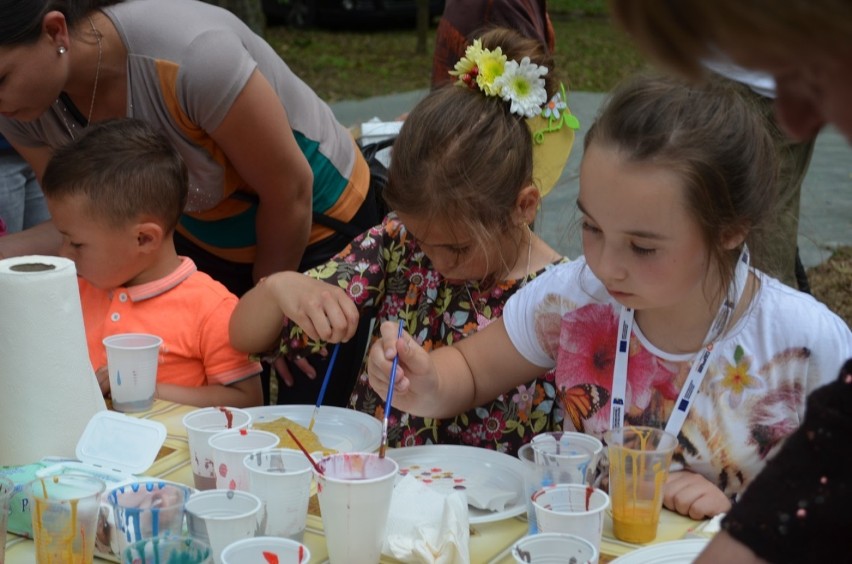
[122,536,212,564]
[519,432,603,534]
[28,474,106,563]
[103,333,162,413]
[243,449,313,540]
[315,453,398,564]
[183,407,252,490]
[107,481,192,558]
[220,536,310,564]
[531,484,609,559]
[208,429,279,491]
[185,489,263,564]
[512,533,598,564]
[604,426,678,543]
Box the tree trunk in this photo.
[200,0,267,36]
[415,0,429,54]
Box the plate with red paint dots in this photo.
[386,445,526,524]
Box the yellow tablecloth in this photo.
[4,400,707,563]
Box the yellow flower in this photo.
[475,47,507,95]
[718,351,764,408]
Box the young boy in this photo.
[41,118,262,408]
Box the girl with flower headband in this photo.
[367,71,852,519]
[231,28,576,455]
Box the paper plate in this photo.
[610,538,710,563]
[244,405,382,453]
[385,444,526,524]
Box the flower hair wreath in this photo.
[450,38,580,140]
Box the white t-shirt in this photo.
[504,258,852,496]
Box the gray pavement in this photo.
[331,90,852,268]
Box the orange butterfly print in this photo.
[558,384,610,433]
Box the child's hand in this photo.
[366,321,437,411]
[277,273,360,343]
[663,470,731,519]
[95,365,111,396]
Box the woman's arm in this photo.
[210,70,314,282]
[0,144,61,258]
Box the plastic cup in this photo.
[185,489,263,564]
[208,429,279,491]
[243,448,313,540]
[518,432,602,534]
[220,536,310,564]
[102,333,162,412]
[604,426,678,543]
[512,532,598,564]
[183,407,252,490]
[531,484,609,556]
[122,536,212,564]
[315,452,399,564]
[107,481,192,557]
[0,477,15,564]
[28,474,106,563]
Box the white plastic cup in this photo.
[183,407,252,490]
[512,532,598,564]
[208,429,280,491]
[220,536,310,564]
[243,448,313,540]
[103,333,162,412]
[185,489,263,564]
[532,484,609,557]
[315,452,399,564]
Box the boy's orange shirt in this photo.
[79,257,261,387]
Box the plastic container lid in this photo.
[74,411,167,475]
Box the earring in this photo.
[57,46,67,54]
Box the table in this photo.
[4,400,707,563]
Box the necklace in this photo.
[465,224,534,322]
[55,16,102,138]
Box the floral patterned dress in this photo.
[274,214,568,455]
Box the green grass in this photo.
[265,1,646,101]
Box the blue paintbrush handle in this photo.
[383,319,405,419]
[315,342,341,409]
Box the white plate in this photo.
[385,444,527,524]
[610,538,709,563]
[244,405,382,453]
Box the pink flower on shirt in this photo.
[555,304,678,428]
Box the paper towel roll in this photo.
[0,255,105,466]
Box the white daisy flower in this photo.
[493,56,548,118]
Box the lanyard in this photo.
[609,246,750,437]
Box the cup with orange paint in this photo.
[603,426,678,544]
[27,474,106,563]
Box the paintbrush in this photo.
[379,319,405,458]
[307,342,341,432]
[286,428,324,475]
